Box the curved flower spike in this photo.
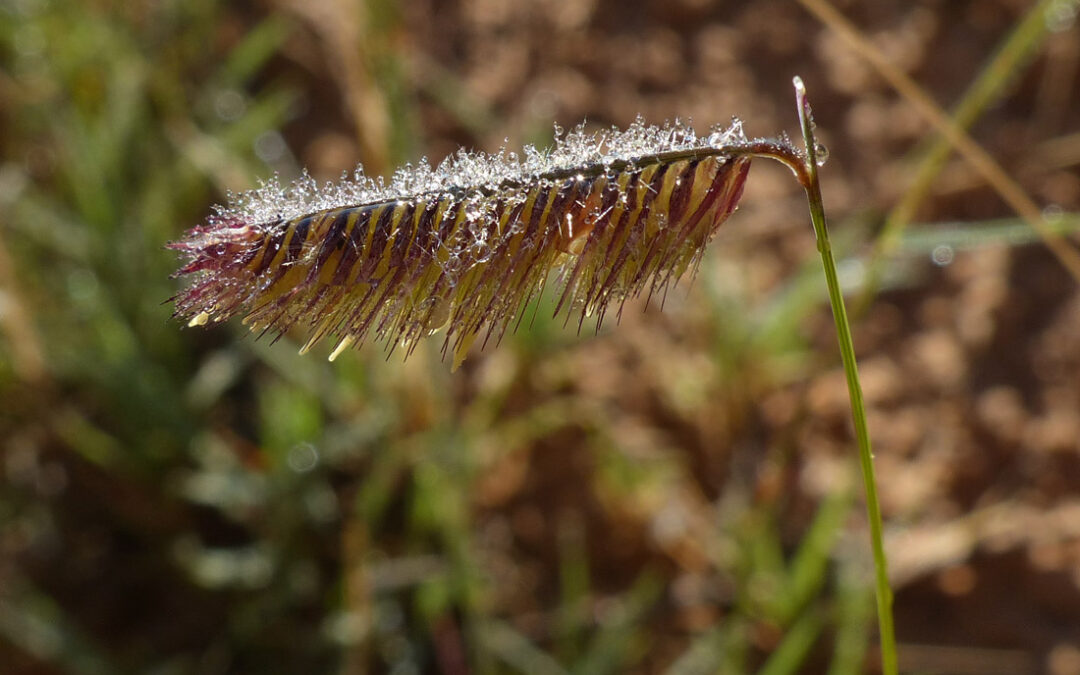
[170,118,778,368]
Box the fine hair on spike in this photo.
[170,118,793,368]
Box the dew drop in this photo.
[254,131,286,163]
[1042,203,1064,222]
[287,442,319,472]
[931,244,955,267]
[813,142,830,167]
[214,89,246,122]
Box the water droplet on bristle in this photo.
[1042,203,1064,222]
[813,142,830,167]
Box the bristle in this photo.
[171,119,763,364]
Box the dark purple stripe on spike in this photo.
[524,182,552,238]
[452,198,512,334]
[410,199,440,265]
[563,172,641,318]
[357,204,400,281]
[364,204,426,337]
[307,210,351,284]
[590,163,670,313]
[329,207,373,287]
[551,178,619,317]
[252,220,287,277]
[666,159,697,226]
[652,159,739,280]
[500,185,557,310]
[469,197,531,331]
[285,216,312,264]
[631,160,699,287]
[546,177,584,234]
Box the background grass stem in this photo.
[859,0,1067,309]
[797,0,1080,286]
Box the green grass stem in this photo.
[701,77,899,674]
[697,77,899,673]
[791,77,898,675]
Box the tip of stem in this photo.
[793,75,806,96]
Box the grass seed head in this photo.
[170,118,755,367]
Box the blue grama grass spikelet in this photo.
[170,118,768,368]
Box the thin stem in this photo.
[792,76,898,675]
